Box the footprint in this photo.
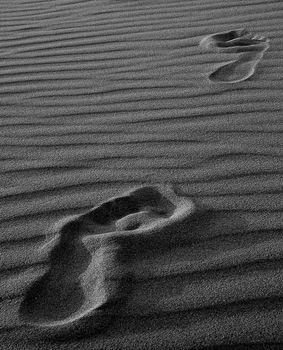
[19,222,128,338]
[200,28,270,83]
[19,185,198,338]
[208,48,268,83]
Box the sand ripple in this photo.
[0,0,283,348]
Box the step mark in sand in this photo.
[199,28,270,83]
[19,185,199,339]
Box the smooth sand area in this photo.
[1,0,283,349]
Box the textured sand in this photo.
[0,0,283,348]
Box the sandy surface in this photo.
[0,0,283,349]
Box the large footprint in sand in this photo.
[19,185,198,338]
[199,28,270,83]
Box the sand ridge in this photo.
[1,0,283,348]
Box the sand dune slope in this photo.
[0,0,283,349]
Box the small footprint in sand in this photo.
[19,185,198,338]
[199,28,270,83]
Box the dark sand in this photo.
[0,0,283,349]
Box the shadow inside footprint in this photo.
[208,49,267,83]
[20,239,90,323]
[86,196,140,225]
[19,185,197,338]
[200,28,270,83]
[200,28,269,52]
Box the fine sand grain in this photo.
[0,0,283,349]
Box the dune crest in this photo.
[200,29,270,83]
[19,185,198,338]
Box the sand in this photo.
[0,0,283,349]
[199,29,270,83]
